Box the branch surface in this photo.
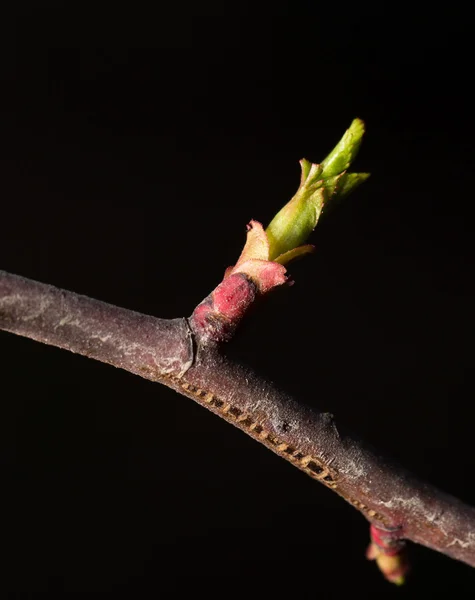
[1,269,475,570]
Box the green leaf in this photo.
[321,172,370,215]
[336,172,370,200]
[272,244,314,265]
[320,118,365,178]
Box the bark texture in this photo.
[1,269,475,569]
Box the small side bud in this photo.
[367,524,410,585]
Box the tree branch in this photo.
[0,270,193,378]
[1,268,475,572]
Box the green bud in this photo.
[265,119,369,263]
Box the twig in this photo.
[2,268,475,570]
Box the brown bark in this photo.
[1,269,475,569]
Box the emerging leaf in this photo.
[222,119,370,297]
[266,118,369,263]
[320,117,365,178]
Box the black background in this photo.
[1,2,474,597]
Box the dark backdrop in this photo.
[1,3,474,597]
